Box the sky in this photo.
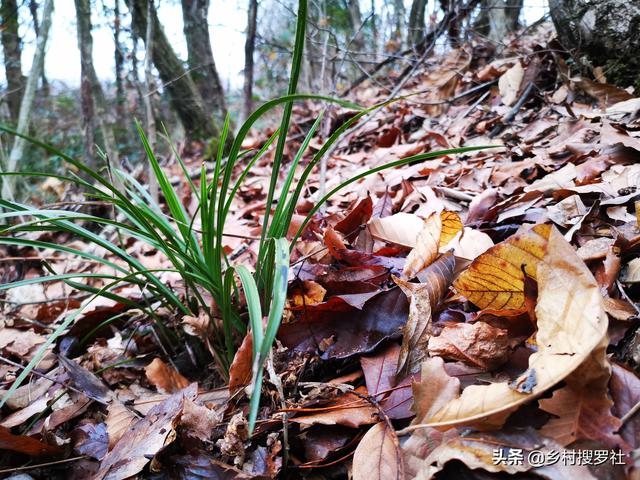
[12,0,547,90]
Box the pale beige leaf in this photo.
[412,357,460,423]
[443,227,494,260]
[368,212,424,248]
[403,213,442,279]
[412,227,608,429]
[353,422,405,480]
[105,402,136,449]
[622,257,640,283]
[498,61,524,106]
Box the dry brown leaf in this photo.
[427,321,510,370]
[498,61,524,106]
[145,358,190,394]
[179,398,221,441]
[539,383,624,448]
[105,402,136,449]
[393,277,433,377]
[290,387,377,428]
[410,227,608,429]
[228,332,253,394]
[352,422,405,480]
[412,357,460,423]
[454,223,550,310]
[0,425,62,457]
[403,213,442,279]
[96,384,197,480]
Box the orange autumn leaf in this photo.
[145,358,190,394]
[453,223,551,310]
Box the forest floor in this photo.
[1,22,640,479]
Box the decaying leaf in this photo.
[228,332,253,393]
[105,402,136,449]
[290,387,378,428]
[499,61,524,106]
[453,223,550,310]
[393,277,433,377]
[368,212,424,248]
[410,227,608,429]
[0,425,62,457]
[427,321,510,370]
[353,422,404,480]
[412,357,460,423]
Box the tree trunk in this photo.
[348,0,364,50]
[29,0,49,95]
[548,0,640,89]
[74,0,119,169]
[180,0,227,130]
[242,0,258,122]
[126,0,214,139]
[1,0,53,201]
[408,0,428,47]
[1,0,25,122]
[114,0,125,123]
[474,0,522,43]
[144,0,158,203]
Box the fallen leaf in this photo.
[412,227,608,429]
[610,363,640,448]
[105,402,136,449]
[228,332,253,394]
[73,422,109,460]
[368,212,424,248]
[335,196,373,242]
[179,398,221,441]
[290,387,377,428]
[96,384,197,480]
[428,321,510,370]
[290,280,327,306]
[412,357,460,423]
[145,358,190,394]
[393,277,433,377]
[453,223,550,310]
[622,257,640,283]
[353,422,404,480]
[445,227,494,261]
[539,383,624,448]
[438,211,463,248]
[0,425,62,457]
[278,287,409,359]
[499,61,524,106]
[59,355,113,404]
[403,213,442,279]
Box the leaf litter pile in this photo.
[2,24,640,479]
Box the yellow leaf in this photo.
[439,211,463,248]
[453,223,551,310]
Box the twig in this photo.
[0,456,88,474]
[0,355,87,398]
[620,399,640,426]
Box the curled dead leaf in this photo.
[145,358,190,394]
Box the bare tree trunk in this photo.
[474,0,522,43]
[144,0,158,203]
[393,0,405,47]
[29,0,49,96]
[181,0,227,131]
[74,0,119,169]
[242,0,258,122]
[126,0,214,139]
[549,0,640,89]
[408,0,428,47]
[1,0,53,201]
[1,0,25,122]
[348,0,364,50]
[114,0,125,123]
